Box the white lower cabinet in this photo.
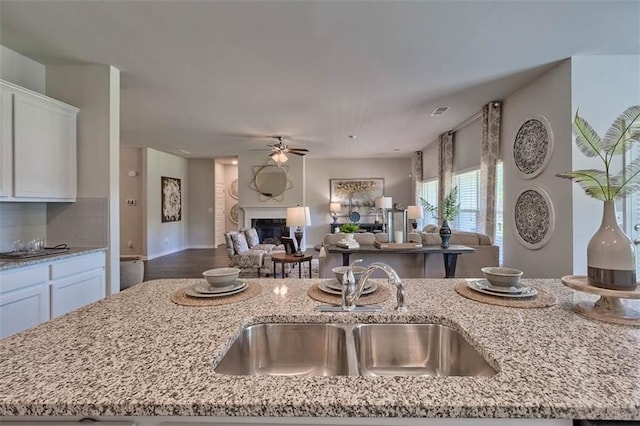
[0,251,105,339]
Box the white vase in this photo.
[344,233,355,241]
[587,201,637,290]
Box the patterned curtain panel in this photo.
[411,151,423,204]
[479,101,502,242]
[438,132,454,210]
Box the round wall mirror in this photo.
[253,165,288,198]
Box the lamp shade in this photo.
[407,205,424,220]
[374,196,393,209]
[287,206,311,227]
[329,202,341,214]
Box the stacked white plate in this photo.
[318,279,377,296]
[467,279,537,298]
[184,281,248,298]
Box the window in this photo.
[419,179,438,227]
[452,169,480,232]
[495,162,504,265]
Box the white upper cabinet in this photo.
[0,80,78,202]
[0,85,12,197]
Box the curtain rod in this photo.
[449,110,482,135]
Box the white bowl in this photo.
[332,265,366,285]
[203,267,241,287]
[481,266,523,287]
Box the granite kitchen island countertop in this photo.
[1,277,639,422]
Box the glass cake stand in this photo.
[561,275,640,326]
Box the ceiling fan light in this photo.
[273,152,288,163]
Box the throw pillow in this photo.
[244,228,260,248]
[231,232,249,254]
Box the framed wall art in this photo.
[329,178,384,215]
[229,203,239,224]
[512,115,554,179]
[161,176,182,222]
[513,185,555,250]
[228,178,239,200]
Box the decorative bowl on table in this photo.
[203,267,241,287]
[481,266,523,287]
[332,265,366,285]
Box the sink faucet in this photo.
[341,260,408,313]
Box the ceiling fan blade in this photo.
[268,152,278,157]
[288,151,307,156]
[248,148,272,152]
[287,148,309,153]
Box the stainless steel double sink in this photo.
[214,323,497,377]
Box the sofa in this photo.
[224,228,289,277]
[318,229,499,279]
[416,225,499,278]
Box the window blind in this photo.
[495,162,504,265]
[452,169,479,232]
[420,179,438,226]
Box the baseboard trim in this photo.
[187,245,216,249]
[146,247,187,260]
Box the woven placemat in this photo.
[171,281,262,307]
[455,281,556,309]
[308,282,391,305]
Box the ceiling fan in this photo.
[251,136,309,164]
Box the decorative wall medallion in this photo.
[229,179,239,199]
[513,186,555,250]
[161,176,182,222]
[229,203,239,224]
[512,115,553,179]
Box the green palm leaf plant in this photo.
[556,105,640,200]
[420,186,460,221]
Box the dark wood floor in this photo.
[143,246,316,281]
[143,246,229,281]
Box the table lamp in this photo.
[407,205,424,230]
[286,206,311,257]
[374,196,393,238]
[329,202,341,223]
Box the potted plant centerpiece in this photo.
[339,223,360,241]
[420,186,460,248]
[557,105,639,290]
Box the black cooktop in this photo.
[0,247,70,260]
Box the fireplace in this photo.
[252,218,287,245]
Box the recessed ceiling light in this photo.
[231,160,238,165]
[393,149,400,152]
[431,106,449,117]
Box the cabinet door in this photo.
[0,284,50,339]
[0,85,12,197]
[50,269,105,318]
[13,92,76,200]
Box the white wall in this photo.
[453,118,482,172]
[144,148,188,259]
[501,60,573,278]
[570,55,640,273]
[46,64,121,294]
[0,45,45,94]
[120,147,143,255]
[305,158,412,246]
[187,159,215,248]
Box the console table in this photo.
[330,223,384,233]
[325,244,475,278]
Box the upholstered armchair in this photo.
[224,228,288,277]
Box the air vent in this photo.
[431,106,449,116]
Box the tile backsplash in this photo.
[0,197,109,252]
[0,202,47,252]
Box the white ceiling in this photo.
[1,1,638,159]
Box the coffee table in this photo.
[271,253,313,278]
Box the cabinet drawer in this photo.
[50,269,105,318]
[50,252,105,280]
[0,265,49,294]
[0,284,50,339]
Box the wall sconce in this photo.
[286,206,311,257]
[329,202,341,223]
[407,205,424,232]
